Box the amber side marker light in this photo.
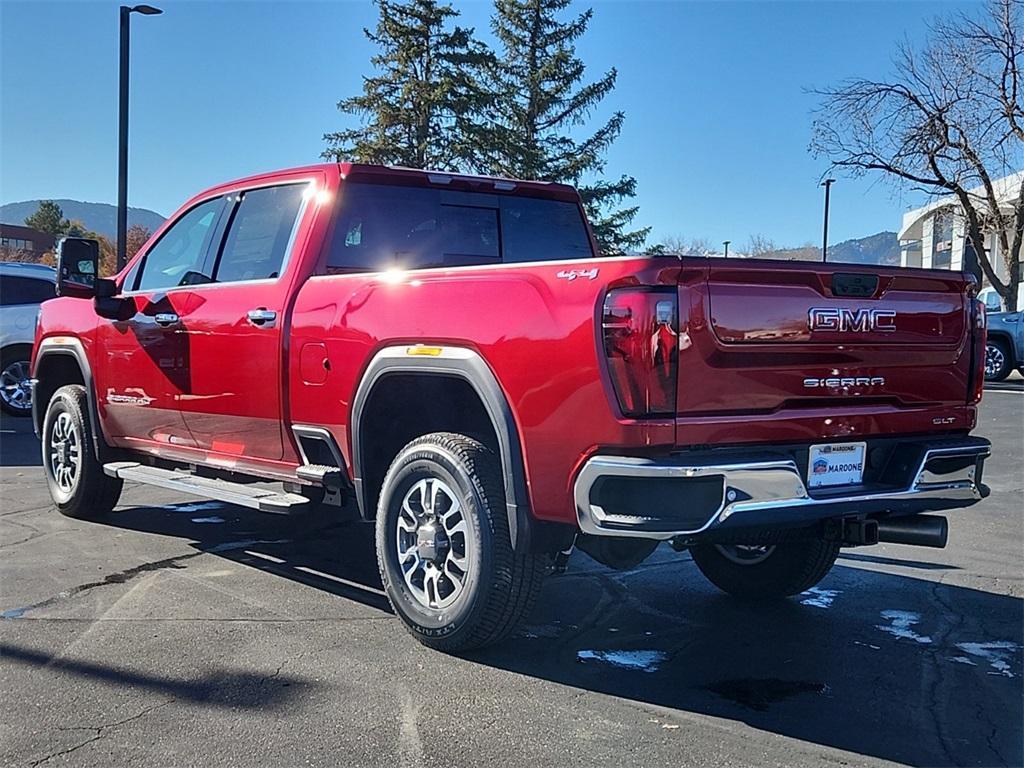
[406,346,444,357]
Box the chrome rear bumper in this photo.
[574,437,991,540]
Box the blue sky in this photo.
[0,0,978,247]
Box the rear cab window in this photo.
[213,184,307,283]
[324,182,593,273]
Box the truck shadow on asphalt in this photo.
[0,415,41,467]
[0,642,317,710]
[95,500,1023,768]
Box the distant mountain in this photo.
[829,231,901,266]
[756,231,901,266]
[0,199,165,239]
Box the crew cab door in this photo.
[95,195,227,447]
[177,181,310,462]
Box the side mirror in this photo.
[95,278,118,298]
[94,278,129,320]
[55,237,100,298]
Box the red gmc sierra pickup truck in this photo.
[34,163,991,651]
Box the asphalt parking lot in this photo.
[1,385,1021,768]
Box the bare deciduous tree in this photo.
[811,0,1023,310]
[649,235,716,256]
[745,234,778,258]
[687,237,716,256]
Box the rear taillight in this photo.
[969,297,987,404]
[602,288,678,418]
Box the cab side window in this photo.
[213,184,306,284]
[135,197,224,292]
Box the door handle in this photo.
[154,313,179,327]
[247,308,277,326]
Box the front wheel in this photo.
[42,384,123,519]
[691,539,840,599]
[375,432,547,652]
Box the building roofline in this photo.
[899,169,1023,240]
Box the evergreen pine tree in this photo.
[323,0,490,171]
[24,201,69,236]
[486,0,649,254]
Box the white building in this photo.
[898,170,1023,309]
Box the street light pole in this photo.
[821,178,835,263]
[117,4,162,272]
[723,240,730,259]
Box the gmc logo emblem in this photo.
[808,307,897,333]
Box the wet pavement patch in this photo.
[0,540,289,619]
[165,501,226,514]
[576,650,667,673]
[800,587,840,609]
[954,641,1021,678]
[704,678,828,711]
[875,610,933,644]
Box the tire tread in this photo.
[43,384,123,519]
[376,432,546,652]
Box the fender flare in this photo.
[32,337,104,455]
[350,346,531,549]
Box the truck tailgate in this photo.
[677,260,971,426]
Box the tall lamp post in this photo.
[117,4,162,271]
[722,240,730,259]
[820,178,836,263]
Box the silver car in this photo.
[0,262,56,415]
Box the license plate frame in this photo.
[807,442,867,489]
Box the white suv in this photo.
[0,262,56,416]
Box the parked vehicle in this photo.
[984,309,1023,381]
[0,262,55,415]
[33,164,992,651]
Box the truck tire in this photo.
[691,540,840,599]
[375,432,546,652]
[42,384,123,519]
[984,338,1012,381]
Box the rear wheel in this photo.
[42,384,123,519]
[984,338,1012,381]
[691,539,840,598]
[375,432,547,652]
